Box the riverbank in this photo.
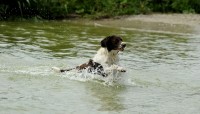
[1,0,200,20]
[89,14,200,34]
[125,14,200,26]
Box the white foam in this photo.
[0,65,132,86]
[56,68,129,86]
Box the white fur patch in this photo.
[52,67,61,72]
[93,47,119,66]
[93,47,125,74]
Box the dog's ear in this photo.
[101,36,109,47]
[101,35,117,51]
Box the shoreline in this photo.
[90,14,200,34]
[125,14,200,26]
[2,13,199,34]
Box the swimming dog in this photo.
[52,35,126,76]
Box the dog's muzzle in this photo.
[119,42,126,51]
[121,43,126,48]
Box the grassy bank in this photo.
[0,0,200,20]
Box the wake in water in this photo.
[0,64,134,86]
[52,67,129,86]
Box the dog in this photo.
[52,35,126,77]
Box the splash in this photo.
[55,68,128,86]
[0,64,133,86]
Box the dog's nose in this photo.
[122,43,126,48]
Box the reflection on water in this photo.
[0,20,200,113]
[127,33,194,62]
[87,82,125,111]
[0,21,198,62]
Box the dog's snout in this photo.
[122,43,126,48]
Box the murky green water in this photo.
[0,20,200,114]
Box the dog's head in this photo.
[101,35,126,52]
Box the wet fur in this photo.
[59,59,107,77]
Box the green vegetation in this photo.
[0,0,199,20]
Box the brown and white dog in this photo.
[52,35,126,77]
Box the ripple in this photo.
[15,27,26,31]
[0,34,9,38]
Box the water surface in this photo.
[0,20,200,114]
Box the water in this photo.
[0,20,200,114]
